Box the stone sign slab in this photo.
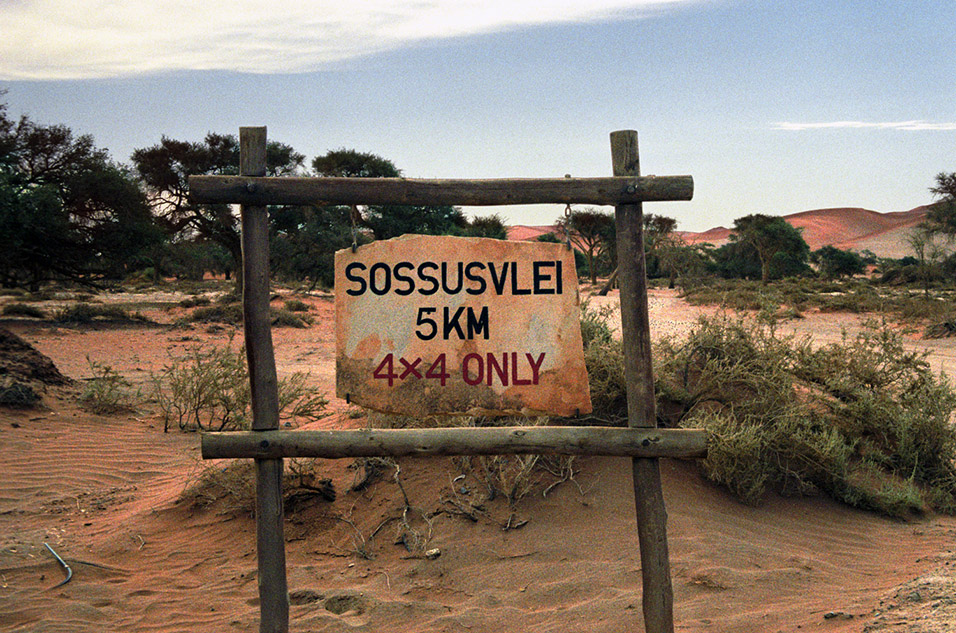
[335,235,592,417]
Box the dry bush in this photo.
[153,342,328,432]
[78,357,137,414]
[54,304,150,323]
[2,303,46,319]
[651,314,956,517]
[179,458,335,515]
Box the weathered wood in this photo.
[612,129,675,633]
[240,127,289,633]
[255,457,287,633]
[188,174,693,207]
[241,129,281,432]
[201,427,708,460]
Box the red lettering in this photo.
[372,354,397,386]
[425,355,450,386]
[527,352,545,384]
[399,357,422,380]
[462,353,483,386]
[511,351,531,385]
[487,353,509,386]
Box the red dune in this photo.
[507,224,559,241]
[679,206,930,258]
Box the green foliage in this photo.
[811,246,866,279]
[132,132,304,292]
[153,343,328,432]
[682,277,956,327]
[925,171,956,237]
[579,302,627,423]
[179,295,212,308]
[727,214,810,282]
[53,303,149,323]
[455,213,509,239]
[0,103,161,289]
[653,315,956,516]
[312,148,399,178]
[2,303,46,318]
[188,304,243,325]
[186,303,312,327]
[78,357,137,414]
[283,299,309,312]
[556,207,615,284]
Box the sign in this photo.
[335,235,592,417]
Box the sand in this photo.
[2,287,955,632]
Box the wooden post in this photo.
[611,130,675,633]
[240,127,289,633]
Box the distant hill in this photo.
[678,206,931,259]
[508,206,931,260]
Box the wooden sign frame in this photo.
[190,127,700,633]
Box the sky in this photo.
[1,0,954,231]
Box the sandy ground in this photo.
[2,286,955,632]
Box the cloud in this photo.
[0,0,700,80]
[773,121,956,131]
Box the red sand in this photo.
[679,206,930,259]
[2,286,955,632]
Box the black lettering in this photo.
[443,306,466,339]
[511,261,531,295]
[418,262,439,295]
[465,262,487,295]
[345,262,367,296]
[393,261,415,296]
[488,262,508,294]
[532,261,555,294]
[369,262,391,295]
[556,260,563,295]
[468,306,489,339]
[441,261,464,294]
[416,307,437,340]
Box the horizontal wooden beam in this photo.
[201,426,707,460]
[188,175,693,207]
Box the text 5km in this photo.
[372,352,547,387]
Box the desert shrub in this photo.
[370,413,580,515]
[283,299,310,312]
[189,304,243,325]
[2,303,46,319]
[270,308,312,328]
[78,357,137,414]
[178,458,335,515]
[153,343,328,432]
[0,379,40,408]
[187,304,312,328]
[655,315,956,517]
[925,317,956,339]
[179,296,212,308]
[53,304,149,324]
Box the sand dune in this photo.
[679,206,930,258]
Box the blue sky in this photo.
[2,0,953,231]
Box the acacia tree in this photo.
[556,207,615,284]
[312,148,466,240]
[132,133,304,292]
[0,102,159,289]
[729,214,810,283]
[925,172,956,238]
